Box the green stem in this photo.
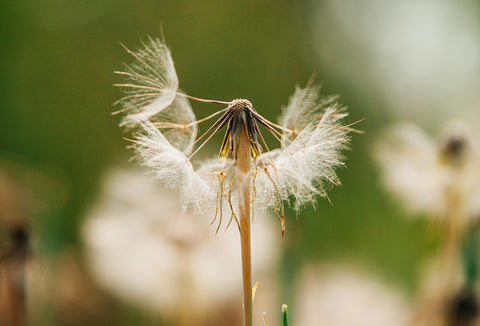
[282,304,289,326]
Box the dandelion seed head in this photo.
[442,136,468,163]
[375,121,480,218]
[438,121,474,169]
[115,36,354,228]
[230,99,253,110]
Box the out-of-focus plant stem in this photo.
[4,226,29,326]
[282,304,289,326]
[442,170,465,295]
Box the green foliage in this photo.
[462,228,479,288]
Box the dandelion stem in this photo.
[237,120,253,326]
[5,266,26,326]
[3,226,29,326]
[442,178,464,294]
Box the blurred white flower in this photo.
[312,0,480,122]
[0,163,67,326]
[82,169,280,322]
[374,121,480,220]
[293,265,409,326]
[375,122,480,304]
[114,37,354,229]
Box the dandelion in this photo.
[0,171,31,326]
[114,36,354,326]
[374,121,480,220]
[82,169,280,326]
[293,265,409,326]
[375,122,480,266]
[375,121,480,324]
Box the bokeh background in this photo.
[1,0,479,325]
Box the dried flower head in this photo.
[114,37,354,232]
[374,121,480,220]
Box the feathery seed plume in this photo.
[114,37,354,232]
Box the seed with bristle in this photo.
[115,37,356,232]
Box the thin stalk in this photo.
[407,173,466,325]
[3,226,29,326]
[441,180,463,295]
[5,262,26,326]
[176,248,196,326]
[444,189,462,290]
[236,121,253,326]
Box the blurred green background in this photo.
[1,0,479,324]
